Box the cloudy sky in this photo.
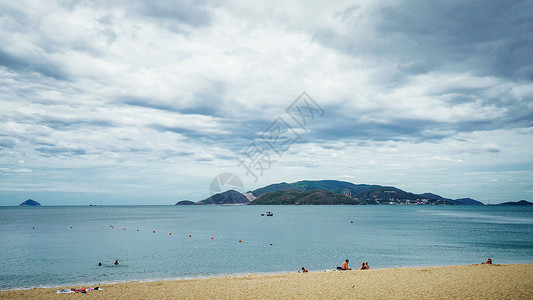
[1,0,532,205]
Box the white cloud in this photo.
[0,0,532,204]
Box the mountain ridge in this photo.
[250,180,476,205]
[177,180,525,206]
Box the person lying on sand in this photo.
[473,258,493,265]
[337,259,351,270]
[301,267,308,273]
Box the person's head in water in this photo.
[98,262,102,266]
[114,260,119,265]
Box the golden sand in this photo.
[1,264,532,299]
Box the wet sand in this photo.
[1,264,532,299]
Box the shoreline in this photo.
[1,263,532,299]
[0,263,501,292]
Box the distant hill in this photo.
[250,189,361,205]
[454,198,484,205]
[197,190,250,205]
[250,180,381,197]
[175,200,197,205]
[419,193,485,205]
[355,187,457,205]
[497,200,533,206]
[250,180,464,205]
[251,182,294,196]
[419,193,449,201]
[244,180,490,206]
[19,199,41,206]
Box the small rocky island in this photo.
[175,200,197,205]
[19,199,41,206]
[175,190,250,205]
[497,200,533,206]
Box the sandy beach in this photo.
[1,264,532,299]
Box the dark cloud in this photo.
[55,0,214,29]
[122,97,181,113]
[149,123,249,151]
[122,97,222,118]
[150,125,202,137]
[378,0,533,80]
[184,81,227,116]
[58,0,84,12]
[0,49,68,80]
[120,81,229,117]
[311,0,533,144]
[309,116,440,143]
[39,118,116,131]
[14,114,116,131]
[305,102,533,144]
[36,146,87,156]
[133,1,212,27]
[315,0,533,80]
[0,136,19,149]
[119,0,214,33]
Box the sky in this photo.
[0,0,532,205]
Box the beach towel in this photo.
[57,287,102,294]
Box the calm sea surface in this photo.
[1,205,532,290]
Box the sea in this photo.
[1,205,532,290]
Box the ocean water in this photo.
[1,205,532,290]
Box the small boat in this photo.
[266,212,273,216]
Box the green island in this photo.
[174,180,530,206]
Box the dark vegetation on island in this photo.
[175,200,197,205]
[251,180,381,197]
[250,189,360,205]
[249,181,476,205]
[497,200,533,206]
[19,199,41,206]
[174,180,522,206]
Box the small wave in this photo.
[423,210,533,224]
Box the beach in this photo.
[1,264,532,299]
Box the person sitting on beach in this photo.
[359,262,369,270]
[481,258,492,265]
[114,260,119,266]
[337,259,351,270]
[301,267,308,273]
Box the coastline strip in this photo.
[1,264,532,299]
